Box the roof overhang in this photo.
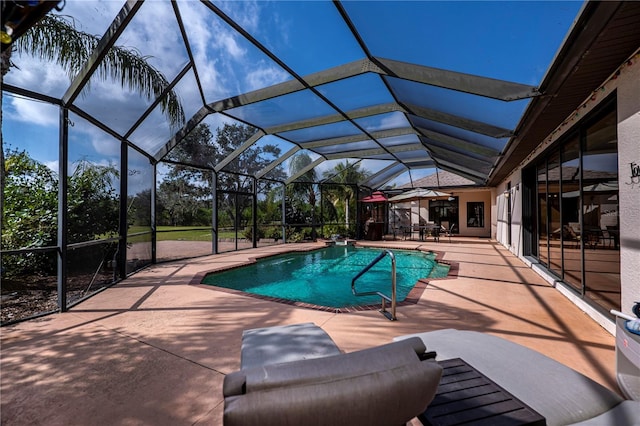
[488,0,640,186]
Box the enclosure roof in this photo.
[4,0,638,190]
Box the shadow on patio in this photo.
[1,239,618,425]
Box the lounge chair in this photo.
[223,323,443,426]
[224,323,639,426]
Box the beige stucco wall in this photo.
[389,189,492,237]
[494,49,640,330]
[453,190,492,237]
[495,179,523,256]
[617,54,640,317]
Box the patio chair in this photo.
[563,224,581,248]
[599,228,616,248]
[410,223,421,240]
[223,323,443,426]
[441,222,455,242]
[399,224,412,240]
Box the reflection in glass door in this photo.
[429,198,459,233]
[537,163,548,266]
[547,151,562,275]
[529,98,620,313]
[582,107,620,311]
[560,136,582,292]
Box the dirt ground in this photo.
[1,239,283,324]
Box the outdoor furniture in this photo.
[224,323,443,426]
[423,223,440,242]
[413,223,423,240]
[441,222,455,242]
[410,223,441,242]
[225,323,639,426]
[400,224,412,240]
[599,228,616,248]
[420,358,545,426]
[395,329,639,426]
[563,224,581,248]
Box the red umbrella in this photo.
[360,191,387,203]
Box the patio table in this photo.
[419,358,545,426]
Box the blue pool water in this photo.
[201,245,449,308]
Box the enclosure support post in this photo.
[57,107,69,312]
[319,184,324,239]
[118,140,128,279]
[252,176,258,248]
[282,183,286,244]
[151,162,157,264]
[212,172,218,254]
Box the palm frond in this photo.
[15,15,184,127]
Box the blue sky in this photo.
[2,0,584,189]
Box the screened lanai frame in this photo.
[1,0,585,321]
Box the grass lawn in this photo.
[126,226,285,242]
[138,226,242,241]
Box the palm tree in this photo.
[323,160,370,229]
[288,152,319,238]
[1,12,185,230]
[2,14,184,124]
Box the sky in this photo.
[2,0,584,191]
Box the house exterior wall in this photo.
[494,50,640,333]
[617,54,640,318]
[455,190,492,237]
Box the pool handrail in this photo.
[351,249,397,320]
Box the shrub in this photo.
[242,226,265,241]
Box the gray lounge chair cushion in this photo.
[240,322,342,369]
[223,337,443,426]
[567,400,640,425]
[395,329,625,426]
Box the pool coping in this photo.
[189,242,459,314]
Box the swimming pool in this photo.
[201,245,449,309]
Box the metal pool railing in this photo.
[351,249,397,320]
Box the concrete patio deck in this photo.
[1,238,619,425]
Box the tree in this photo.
[66,159,119,244]
[322,160,370,229]
[1,12,185,242]
[2,149,58,253]
[161,122,284,229]
[2,149,119,275]
[287,152,319,238]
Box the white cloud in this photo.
[9,96,59,126]
[216,32,247,60]
[44,160,59,173]
[90,131,121,157]
[374,112,410,132]
[245,64,289,91]
[229,0,262,33]
[5,0,298,157]
[4,53,70,97]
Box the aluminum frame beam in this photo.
[62,0,143,106]
[435,159,487,182]
[154,105,210,161]
[323,143,428,160]
[255,146,301,179]
[416,127,500,158]
[302,127,416,149]
[375,57,540,101]
[214,130,265,172]
[404,102,513,138]
[285,157,326,184]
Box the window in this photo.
[467,202,484,227]
[524,95,619,314]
